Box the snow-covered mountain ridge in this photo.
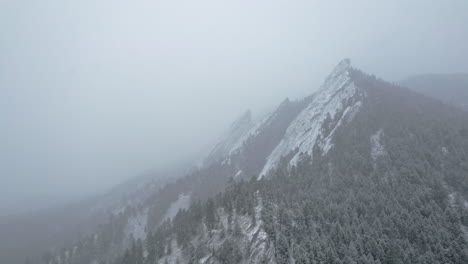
[259,59,364,177]
[213,59,365,179]
[205,110,254,165]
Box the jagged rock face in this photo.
[158,194,273,264]
[212,59,365,179]
[228,98,311,178]
[204,110,254,165]
[170,60,367,262]
[152,60,367,263]
[259,59,365,177]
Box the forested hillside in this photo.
[40,61,468,264]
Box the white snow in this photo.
[259,59,363,178]
[162,194,191,222]
[371,129,386,160]
[215,99,293,165]
[243,194,269,262]
[205,111,254,163]
[320,101,363,154]
[165,192,272,264]
[125,208,148,240]
[234,170,243,179]
[158,239,184,264]
[442,146,449,155]
[227,108,283,156]
[448,192,457,207]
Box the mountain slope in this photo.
[259,59,364,177]
[40,60,468,264]
[2,165,187,264]
[154,62,468,264]
[204,110,254,165]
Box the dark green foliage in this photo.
[257,70,468,263]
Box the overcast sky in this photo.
[1,0,467,213]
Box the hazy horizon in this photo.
[1,0,468,215]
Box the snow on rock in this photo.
[205,110,254,163]
[243,194,270,263]
[319,100,363,154]
[448,192,457,207]
[259,59,364,178]
[158,239,185,264]
[371,129,386,161]
[234,170,243,179]
[125,208,148,240]
[227,105,286,156]
[162,194,191,222]
[219,98,295,162]
[160,193,273,264]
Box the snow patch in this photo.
[442,146,449,155]
[125,209,148,240]
[448,192,457,207]
[158,240,184,264]
[234,170,243,179]
[371,129,386,160]
[162,194,191,222]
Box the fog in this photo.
[1,0,467,215]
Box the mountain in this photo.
[0,165,189,264]
[204,110,254,166]
[32,60,468,263]
[400,73,468,110]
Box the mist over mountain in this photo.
[401,73,468,110]
[2,1,468,264]
[0,165,189,264]
[6,60,466,264]
[2,0,468,215]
